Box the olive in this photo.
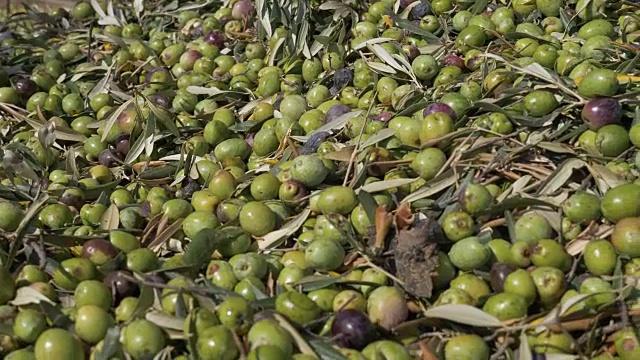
[530,239,572,272]
[523,90,558,117]
[305,238,345,271]
[74,279,112,310]
[448,236,490,271]
[13,309,47,344]
[611,217,640,257]
[275,291,321,324]
[578,68,619,98]
[34,328,84,360]
[450,273,491,305]
[331,309,378,350]
[411,147,447,180]
[121,319,166,359]
[0,200,24,232]
[482,292,528,321]
[196,325,239,360]
[595,124,630,157]
[444,334,490,360]
[367,286,408,331]
[455,25,487,52]
[601,184,640,222]
[514,212,553,243]
[239,201,276,236]
[75,304,113,344]
[411,55,439,81]
[531,266,566,308]
[563,191,601,224]
[53,258,96,290]
[103,270,140,305]
[503,269,537,306]
[614,327,640,360]
[182,211,221,239]
[441,211,475,242]
[248,319,294,356]
[362,340,410,360]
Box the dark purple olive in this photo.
[489,262,517,293]
[442,54,465,69]
[148,94,171,109]
[59,188,85,211]
[581,97,622,130]
[374,112,394,122]
[98,149,120,167]
[82,239,119,265]
[422,102,457,120]
[204,30,226,48]
[115,134,131,155]
[231,0,254,20]
[325,104,350,123]
[330,68,354,96]
[103,270,140,305]
[403,44,420,62]
[331,309,378,350]
[410,2,432,20]
[12,77,38,97]
[179,179,199,199]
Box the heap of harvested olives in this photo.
[0,0,639,359]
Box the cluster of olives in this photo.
[0,0,640,359]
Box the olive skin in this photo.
[239,201,276,237]
[362,340,410,360]
[34,328,85,360]
[482,292,528,321]
[611,217,640,257]
[563,191,601,225]
[367,286,408,331]
[290,154,328,188]
[448,237,491,271]
[275,291,322,325]
[514,212,553,244]
[601,184,640,223]
[441,211,475,242]
[0,201,24,232]
[523,90,558,117]
[196,325,239,360]
[305,238,345,271]
[444,334,490,360]
[13,309,47,344]
[121,319,166,359]
[583,239,617,275]
[503,269,537,306]
[614,327,640,360]
[248,319,294,356]
[317,186,358,215]
[578,68,619,98]
[411,147,447,180]
[531,266,566,309]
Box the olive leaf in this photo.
[100,203,120,230]
[422,304,504,327]
[260,208,311,249]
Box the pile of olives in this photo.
[0,0,639,359]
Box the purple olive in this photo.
[180,49,203,70]
[581,97,622,130]
[231,0,254,20]
[98,149,119,167]
[410,2,432,20]
[148,94,171,109]
[115,134,130,155]
[374,112,394,122]
[144,67,170,88]
[204,30,226,48]
[422,102,457,120]
[403,44,420,62]
[82,239,118,265]
[325,104,350,123]
[331,309,378,350]
[12,77,38,97]
[489,262,517,293]
[442,54,465,69]
[103,270,140,305]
